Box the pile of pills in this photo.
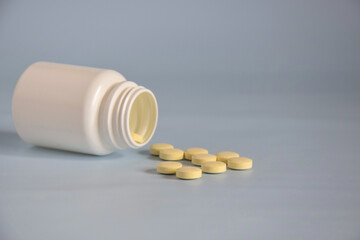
[149,143,253,180]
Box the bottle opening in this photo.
[127,90,158,147]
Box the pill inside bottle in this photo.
[131,132,144,144]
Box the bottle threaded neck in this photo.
[100,81,158,151]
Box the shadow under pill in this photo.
[179,160,193,166]
[137,149,149,156]
[144,169,157,175]
[143,168,179,180]
[160,174,178,180]
[147,155,162,161]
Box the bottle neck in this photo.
[99,81,158,151]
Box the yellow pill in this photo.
[157,162,182,174]
[184,148,208,160]
[201,161,227,174]
[191,153,216,166]
[176,167,202,180]
[227,157,253,170]
[159,148,184,160]
[149,143,174,155]
[216,151,239,163]
[131,132,144,144]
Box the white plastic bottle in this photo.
[12,62,158,155]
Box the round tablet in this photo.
[184,148,208,160]
[149,143,174,155]
[157,162,182,174]
[227,157,253,170]
[201,161,227,174]
[191,153,216,166]
[176,167,202,180]
[159,148,184,160]
[131,132,144,144]
[216,151,239,163]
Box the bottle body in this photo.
[12,62,158,155]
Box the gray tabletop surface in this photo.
[1,93,360,240]
[1,0,360,239]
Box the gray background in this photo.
[0,0,360,239]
